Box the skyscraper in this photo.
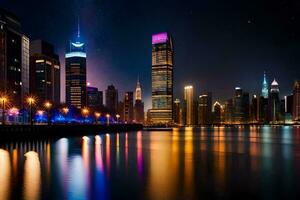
[213,101,222,124]
[30,40,60,106]
[293,81,300,121]
[65,23,86,108]
[261,71,269,98]
[105,85,118,115]
[173,98,181,125]
[0,9,29,107]
[268,79,281,123]
[233,87,249,124]
[150,32,174,124]
[134,79,144,123]
[87,86,102,110]
[198,93,212,125]
[124,92,134,122]
[184,85,193,126]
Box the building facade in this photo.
[198,93,212,125]
[293,81,300,121]
[268,79,281,123]
[124,92,134,123]
[0,9,29,107]
[134,79,144,123]
[87,86,102,110]
[150,32,174,124]
[261,71,269,98]
[173,98,181,125]
[105,85,118,115]
[65,25,87,108]
[184,85,194,126]
[30,40,60,106]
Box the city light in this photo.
[44,101,52,109]
[0,95,8,125]
[26,96,36,105]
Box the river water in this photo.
[0,126,300,199]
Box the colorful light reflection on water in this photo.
[1,126,300,199]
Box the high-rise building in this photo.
[30,40,60,106]
[65,23,86,108]
[105,85,118,115]
[293,81,300,121]
[213,101,222,124]
[224,99,234,124]
[268,79,281,123]
[150,32,174,124]
[173,98,181,125]
[0,9,29,107]
[261,71,269,98]
[233,87,249,124]
[198,93,212,125]
[134,79,144,123]
[124,92,134,123]
[87,86,102,110]
[184,85,194,126]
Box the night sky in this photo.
[2,0,300,109]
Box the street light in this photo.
[106,114,110,125]
[94,112,101,124]
[62,107,69,124]
[81,107,89,123]
[37,110,44,124]
[26,96,36,125]
[0,95,8,125]
[44,101,52,125]
[116,114,120,124]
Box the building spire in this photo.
[77,17,80,38]
[261,71,269,98]
[135,76,142,101]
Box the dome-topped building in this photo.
[270,78,279,93]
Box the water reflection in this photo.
[0,149,11,200]
[0,127,300,199]
[23,151,41,200]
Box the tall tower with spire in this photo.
[135,76,142,101]
[261,71,268,98]
[65,20,87,108]
[134,77,144,123]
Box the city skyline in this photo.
[2,1,300,111]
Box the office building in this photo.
[293,81,300,121]
[150,32,174,124]
[0,9,29,106]
[30,40,60,105]
[233,87,249,124]
[184,85,194,126]
[213,101,222,124]
[198,92,212,125]
[173,98,181,124]
[268,79,281,123]
[105,85,118,115]
[124,91,134,123]
[134,79,144,123]
[65,23,87,108]
[87,86,102,110]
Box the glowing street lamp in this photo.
[37,110,44,123]
[94,112,101,124]
[62,107,69,124]
[44,101,52,125]
[81,107,89,123]
[106,114,110,125]
[116,114,120,124]
[0,95,8,125]
[26,96,36,125]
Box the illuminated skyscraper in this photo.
[213,101,222,124]
[150,32,174,124]
[65,23,87,108]
[0,9,29,107]
[30,40,60,106]
[184,85,193,126]
[198,93,212,125]
[134,78,144,123]
[293,81,300,121]
[173,98,181,124]
[261,71,268,98]
[268,79,281,123]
